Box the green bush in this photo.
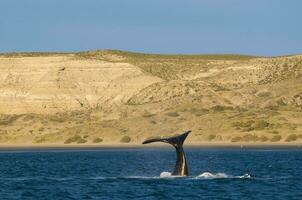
[93,137,103,143]
[270,135,282,142]
[285,134,297,142]
[120,136,131,143]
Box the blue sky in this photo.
[0,0,301,56]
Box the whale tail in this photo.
[142,130,191,146]
[142,130,191,176]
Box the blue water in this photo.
[0,148,301,200]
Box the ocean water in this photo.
[0,148,301,200]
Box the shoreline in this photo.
[0,142,302,151]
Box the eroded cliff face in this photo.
[0,51,301,145]
[0,55,162,114]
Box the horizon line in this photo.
[0,49,301,58]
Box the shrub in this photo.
[270,135,282,142]
[232,120,254,128]
[22,115,35,122]
[142,111,155,118]
[271,130,279,134]
[207,134,216,141]
[231,136,242,142]
[0,130,8,134]
[242,134,259,142]
[49,116,65,123]
[64,135,82,144]
[232,120,255,132]
[77,138,87,144]
[211,105,233,112]
[285,134,297,142]
[34,137,46,143]
[242,127,254,132]
[235,107,248,112]
[0,115,19,125]
[254,120,270,130]
[288,124,298,130]
[165,112,180,117]
[189,108,208,116]
[93,137,103,143]
[149,120,157,124]
[259,135,269,142]
[120,136,131,143]
[257,91,271,98]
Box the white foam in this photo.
[89,172,252,180]
[237,174,251,179]
[160,172,172,178]
[196,172,251,179]
[198,172,229,179]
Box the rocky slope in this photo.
[0,50,301,145]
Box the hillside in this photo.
[0,50,301,145]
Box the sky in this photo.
[0,0,301,56]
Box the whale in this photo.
[142,130,191,176]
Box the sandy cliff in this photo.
[0,50,301,145]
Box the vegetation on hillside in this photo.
[0,50,301,144]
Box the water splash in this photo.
[1,173,252,182]
[160,172,172,178]
[159,171,252,179]
[196,172,251,179]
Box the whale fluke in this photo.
[142,130,191,176]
